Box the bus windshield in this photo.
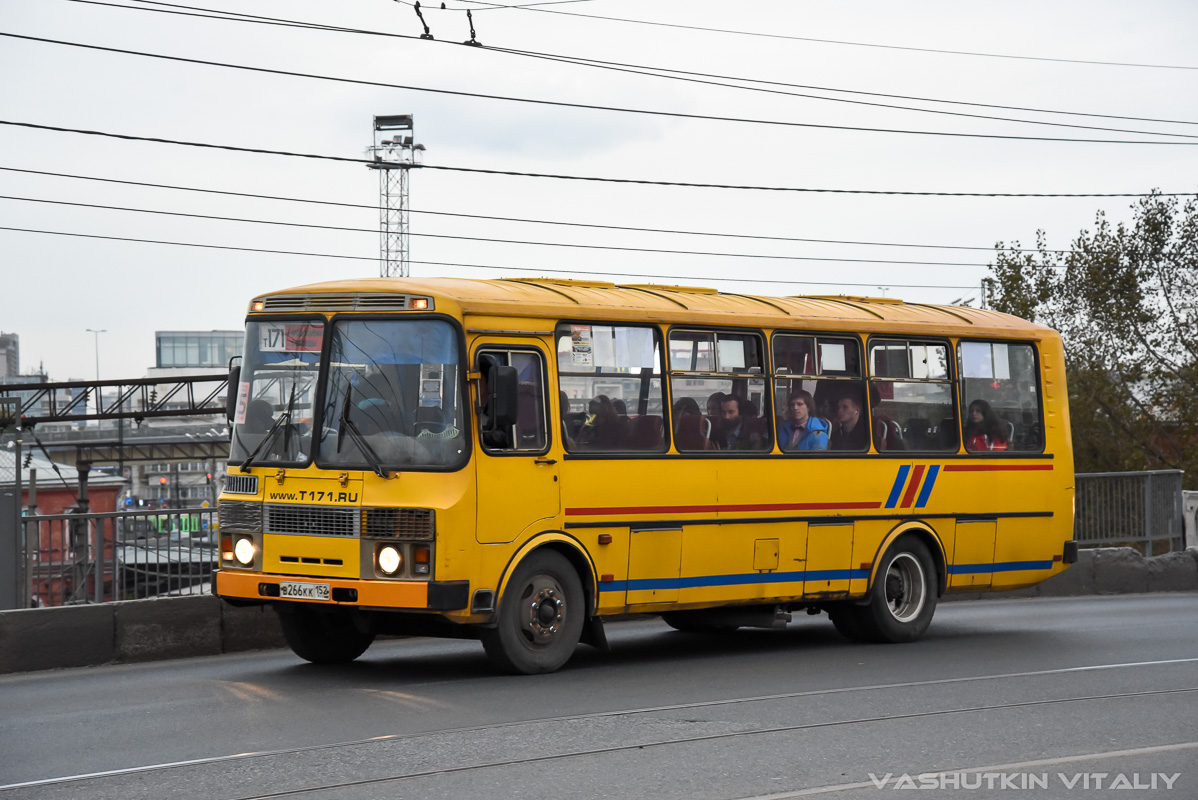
[230,319,325,466]
[317,318,466,470]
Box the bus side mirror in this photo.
[226,365,241,423]
[481,356,518,430]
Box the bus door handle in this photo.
[534,458,557,466]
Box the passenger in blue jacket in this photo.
[779,390,829,451]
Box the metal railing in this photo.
[20,507,218,608]
[1074,470,1185,555]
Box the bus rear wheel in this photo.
[481,550,585,674]
[856,535,938,643]
[278,605,376,664]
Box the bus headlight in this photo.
[234,537,256,566]
[377,545,402,576]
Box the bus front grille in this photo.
[264,504,359,537]
[218,500,262,532]
[363,507,435,540]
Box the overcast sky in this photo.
[3,0,1197,381]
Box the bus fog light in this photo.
[378,545,402,576]
[234,537,256,566]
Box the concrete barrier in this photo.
[0,597,286,674]
[1,547,1195,675]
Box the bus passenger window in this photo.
[772,333,864,453]
[868,339,956,453]
[556,324,667,453]
[959,341,1043,453]
[670,329,770,452]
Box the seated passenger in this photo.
[964,399,1009,452]
[778,390,829,451]
[716,395,767,451]
[829,395,868,451]
[577,394,626,449]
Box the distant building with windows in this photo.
[132,330,244,507]
[152,330,243,373]
[0,332,18,378]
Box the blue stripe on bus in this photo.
[948,560,1054,574]
[598,569,871,593]
[885,465,910,509]
[914,464,940,508]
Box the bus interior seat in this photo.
[939,417,959,449]
[628,414,664,450]
[905,417,930,450]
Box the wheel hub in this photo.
[523,585,566,644]
[884,552,926,623]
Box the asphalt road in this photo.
[1,594,1197,799]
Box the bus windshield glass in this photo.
[317,318,466,470]
[229,319,325,466]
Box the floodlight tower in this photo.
[368,115,425,278]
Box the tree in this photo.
[986,192,1198,486]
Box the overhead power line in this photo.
[2,122,1195,197]
[0,225,983,289]
[4,32,1198,147]
[83,1,1198,128]
[0,165,1074,254]
[0,193,1000,268]
[448,0,1198,72]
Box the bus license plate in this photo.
[279,581,331,601]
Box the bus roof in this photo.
[256,277,1055,339]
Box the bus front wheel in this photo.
[278,605,376,664]
[857,535,938,643]
[481,550,585,674]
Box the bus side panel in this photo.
[949,520,996,591]
[849,519,892,597]
[676,522,806,606]
[560,458,716,611]
[993,516,1066,590]
[805,522,854,598]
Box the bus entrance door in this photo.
[474,344,560,544]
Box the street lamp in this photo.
[85,328,106,418]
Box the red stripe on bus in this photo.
[899,464,926,508]
[942,464,1054,472]
[564,501,882,516]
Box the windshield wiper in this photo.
[239,384,296,473]
[336,382,389,478]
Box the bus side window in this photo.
[556,323,667,453]
[867,339,955,453]
[958,341,1043,453]
[477,349,549,453]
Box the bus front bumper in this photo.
[215,570,469,611]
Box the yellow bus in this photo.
[214,278,1077,673]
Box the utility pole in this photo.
[85,328,106,418]
[367,115,425,278]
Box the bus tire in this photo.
[481,550,585,675]
[278,605,375,664]
[857,535,937,643]
[827,604,869,642]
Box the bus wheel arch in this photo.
[482,536,597,674]
[832,525,943,644]
[872,522,947,599]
